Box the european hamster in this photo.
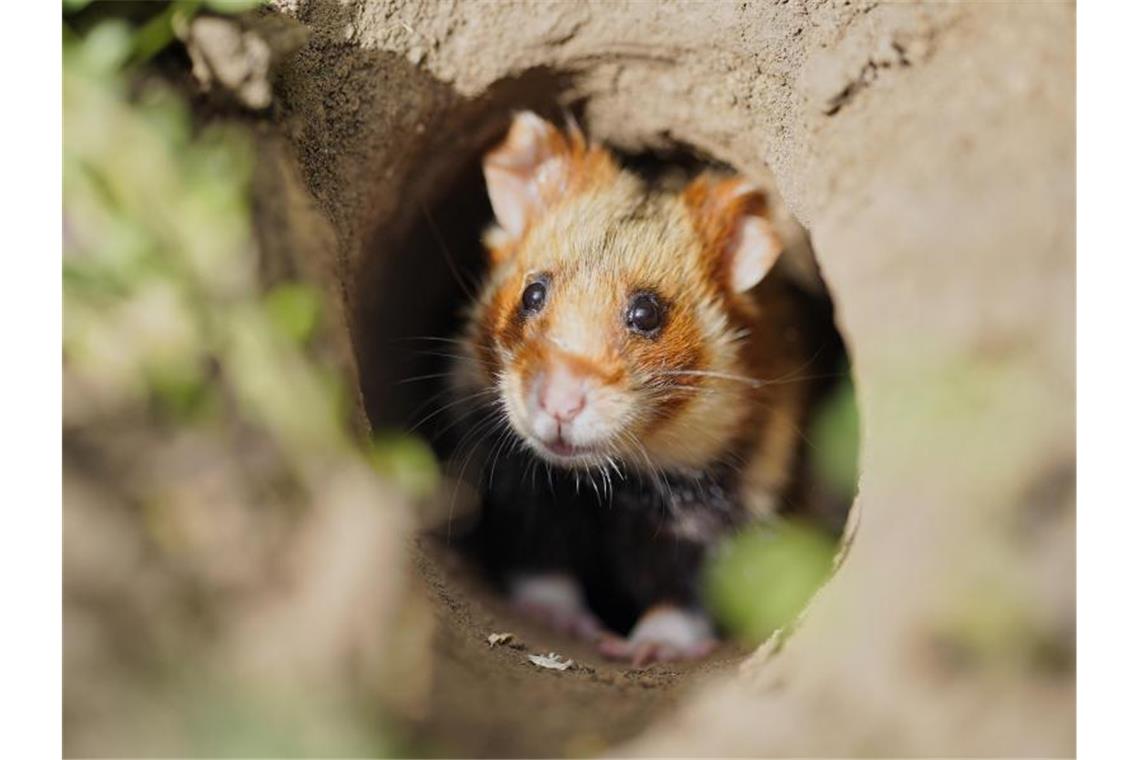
[445,112,831,665]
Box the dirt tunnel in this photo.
[345,93,857,752]
[207,1,1074,756]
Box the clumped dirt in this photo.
[247,1,1075,756]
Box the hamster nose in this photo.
[538,367,588,422]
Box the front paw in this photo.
[508,572,605,641]
[597,604,717,666]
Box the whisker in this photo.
[390,335,477,347]
[422,395,500,442]
[408,348,474,362]
[485,422,517,492]
[395,371,457,386]
[420,202,478,302]
[655,369,765,387]
[407,387,498,434]
[445,412,507,542]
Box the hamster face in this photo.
[472,193,744,470]
[454,113,784,473]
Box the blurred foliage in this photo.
[369,430,441,501]
[63,3,433,756]
[64,0,267,61]
[264,282,322,343]
[705,520,836,646]
[62,0,437,488]
[179,681,394,758]
[809,372,860,504]
[65,25,246,420]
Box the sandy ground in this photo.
[410,540,747,757]
[253,1,1074,755]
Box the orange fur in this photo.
[456,113,813,505]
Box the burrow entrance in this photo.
[349,88,859,755]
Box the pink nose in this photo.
[538,367,588,422]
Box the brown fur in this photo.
[455,117,814,515]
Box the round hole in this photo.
[352,103,860,755]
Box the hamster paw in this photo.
[598,604,717,666]
[508,572,605,641]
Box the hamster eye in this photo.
[626,292,663,336]
[521,279,548,314]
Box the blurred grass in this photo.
[63,3,434,755]
[63,0,439,485]
[369,430,441,500]
[810,373,860,505]
[705,520,836,646]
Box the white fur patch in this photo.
[627,606,714,650]
[509,572,587,615]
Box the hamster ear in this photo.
[682,175,783,294]
[483,111,581,240]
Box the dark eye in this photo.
[626,292,663,335]
[521,280,547,314]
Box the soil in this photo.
[409,540,747,757]
[248,1,1075,755]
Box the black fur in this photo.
[464,447,751,634]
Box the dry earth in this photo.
[244,1,1075,755]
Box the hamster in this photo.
[445,111,831,666]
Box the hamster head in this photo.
[459,112,785,472]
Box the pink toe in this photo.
[688,639,717,659]
[597,635,629,659]
[632,642,660,667]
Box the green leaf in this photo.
[809,375,860,502]
[149,363,216,422]
[704,521,835,645]
[79,20,133,74]
[368,432,441,499]
[204,0,267,14]
[264,284,322,344]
